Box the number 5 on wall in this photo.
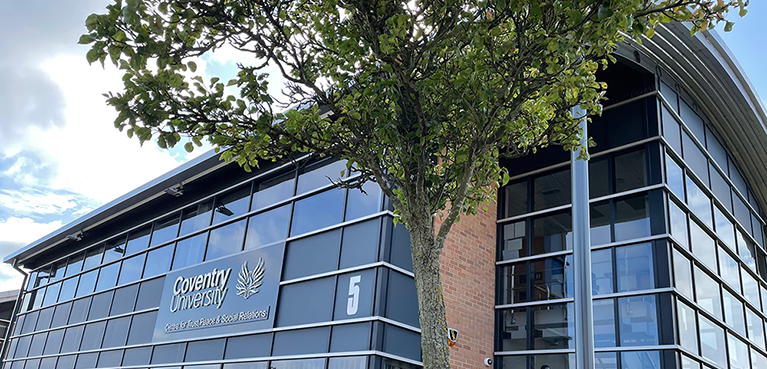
[347,275,361,315]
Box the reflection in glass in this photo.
[499,263,527,305]
[669,201,688,249]
[252,172,294,211]
[151,213,180,247]
[58,277,77,302]
[223,363,269,369]
[714,206,735,249]
[244,204,291,250]
[205,219,247,261]
[328,356,367,369]
[677,301,698,354]
[690,221,716,272]
[742,268,761,308]
[718,247,741,292]
[531,303,573,350]
[746,307,765,349]
[125,225,151,256]
[614,195,650,241]
[49,262,66,283]
[592,249,613,295]
[590,202,611,245]
[710,164,732,213]
[42,283,59,307]
[290,188,345,236]
[172,232,208,270]
[754,349,767,369]
[532,212,572,254]
[594,352,617,369]
[662,104,682,152]
[103,236,126,264]
[723,289,746,337]
[616,243,654,292]
[615,149,647,193]
[728,334,750,369]
[589,157,609,199]
[96,262,119,292]
[65,253,83,277]
[683,131,709,185]
[618,295,658,346]
[505,181,528,218]
[83,246,103,271]
[499,308,527,351]
[501,221,526,260]
[686,177,712,228]
[143,244,174,278]
[296,160,347,194]
[694,267,722,319]
[621,351,661,369]
[179,199,214,236]
[593,299,615,348]
[345,181,381,220]
[270,358,325,369]
[530,354,575,369]
[666,153,685,201]
[737,230,757,270]
[118,253,146,285]
[673,249,693,300]
[533,169,571,211]
[530,255,571,301]
[213,185,251,225]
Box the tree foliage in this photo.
[82,0,746,367]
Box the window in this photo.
[172,232,207,270]
[95,262,119,292]
[742,268,761,308]
[747,307,765,349]
[710,165,732,213]
[43,329,63,355]
[531,303,573,350]
[50,302,71,328]
[593,299,615,348]
[738,230,757,270]
[69,298,90,325]
[65,253,84,277]
[690,221,716,272]
[88,291,114,321]
[530,255,571,301]
[618,295,658,346]
[673,249,693,300]
[666,153,685,201]
[43,283,59,306]
[103,236,126,263]
[127,311,157,345]
[205,219,247,261]
[212,185,251,225]
[533,169,571,211]
[179,199,213,236]
[718,247,741,292]
[669,201,688,249]
[59,277,77,302]
[504,181,529,218]
[345,181,381,220]
[76,270,97,298]
[143,244,173,278]
[591,202,611,245]
[60,326,84,353]
[118,252,146,285]
[616,243,654,292]
[614,149,647,193]
[694,268,722,319]
[592,249,613,295]
[532,212,572,254]
[621,351,661,369]
[614,195,651,241]
[110,284,138,316]
[699,315,726,368]
[185,338,226,362]
[663,104,682,153]
[150,213,180,247]
[125,225,151,256]
[686,177,712,228]
[252,172,294,211]
[296,160,347,194]
[150,343,186,365]
[728,334,750,369]
[682,131,709,185]
[83,245,103,271]
[102,316,131,348]
[723,289,746,337]
[290,188,345,236]
[501,221,526,260]
[499,263,527,305]
[714,206,736,249]
[589,157,610,199]
[677,301,698,354]
[50,261,66,283]
[244,204,291,250]
[754,351,767,369]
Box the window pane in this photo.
[616,243,654,292]
[345,181,381,220]
[710,164,732,212]
[499,263,527,305]
[143,244,173,278]
[95,262,119,293]
[734,194,751,235]
[36,307,53,331]
[589,157,610,199]
[738,230,757,270]
[621,351,661,369]
[592,249,613,295]
[135,277,164,310]
[718,247,741,292]
[110,284,138,316]
[172,232,207,270]
[669,200,688,249]
[531,303,573,349]
[58,277,77,302]
[677,301,698,354]
[663,105,682,153]
[49,261,66,283]
[682,131,709,185]
[43,283,60,306]
[614,195,651,241]
[290,188,345,236]
[529,354,575,369]
[747,307,765,349]
[102,317,131,348]
[615,149,647,193]
[328,357,366,369]
[590,202,611,246]
[728,334,750,369]
[666,153,685,201]
[501,221,526,260]
[179,199,214,236]
[271,359,325,369]
[690,221,716,272]
[723,289,746,336]
[595,352,618,369]
[213,185,251,225]
[69,297,90,325]
[43,329,63,355]
[533,169,571,211]
[714,207,736,249]
[79,321,106,351]
[499,308,527,351]
[593,299,615,348]
[742,268,761,307]
[76,270,97,298]
[65,253,84,277]
[673,249,693,300]
[127,311,157,345]
[297,160,347,194]
[252,172,294,210]
[118,253,146,285]
[694,267,722,319]
[50,302,71,328]
[686,177,712,228]
[205,219,246,261]
[505,181,529,218]
[103,236,126,264]
[530,255,571,301]
[151,213,180,247]
[618,295,658,346]
[125,225,151,256]
[532,212,572,254]
[754,350,767,369]
[244,204,291,250]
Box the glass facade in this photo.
[497,59,767,369]
[3,159,419,369]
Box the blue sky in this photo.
[0,1,764,291]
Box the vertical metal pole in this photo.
[571,106,595,369]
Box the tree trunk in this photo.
[409,226,451,369]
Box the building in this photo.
[0,290,19,359]
[3,23,767,369]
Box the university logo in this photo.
[236,258,265,299]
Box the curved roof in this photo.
[635,22,767,212]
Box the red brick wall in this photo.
[436,201,497,369]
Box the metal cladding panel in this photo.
[153,243,285,342]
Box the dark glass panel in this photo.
[102,316,131,348]
[25,359,40,369]
[686,177,712,228]
[68,297,90,325]
[35,307,53,331]
[125,225,151,256]
[76,270,97,298]
[339,219,379,269]
[55,356,75,369]
[662,104,682,154]
[589,157,610,199]
[205,219,246,261]
[213,185,251,225]
[499,263,527,305]
[690,221,716,272]
[501,221,526,260]
[614,195,651,241]
[296,160,347,194]
[143,244,173,278]
[50,302,71,328]
[59,326,84,353]
[179,199,214,236]
[223,362,269,369]
[682,131,709,185]
[677,300,698,354]
[172,232,208,270]
[330,323,370,352]
[533,169,571,211]
[590,202,611,245]
[290,188,345,236]
[252,172,294,211]
[58,277,77,302]
[706,127,728,169]
[283,229,341,281]
[666,152,685,201]
[275,277,335,327]
[42,283,60,307]
[43,329,63,355]
[110,284,138,316]
[592,249,613,295]
[127,311,157,345]
[122,347,152,366]
[28,333,46,357]
[593,299,615,348]
[185,339,226,362]
[532,212,572,254]
[135,277,164,310]
[224,333,272,360]
[730,158,748,196]
[96,350,123,368]
[710,164,732,212]
[531,303,573,349]
[79,321,106,351]
[14,335,31,358]
[504,181,529,218]
[150,343,186,365]
[244,204,291,250]
[271,359,325,369]
[117,253,146,285]
[718,246,741,292]
[618,295,658,346]
[150,213,181,247]
[95,262,119,292]
[74,353,97,369]
[614,148,647,193]
[734,194,752,234]
[65,252,84,277]
[82,245,103,271]
[723,289,746,336]
[328,357,366,369]
[88,291,114,321]
[103,236,126,263]
[345,180,381,220]
[21,311,38,334]
[694,267,722,319]
[616,243,654,292]
[530,255,571,301]
[669,200,688,249]
[680,101,705,142]
[529,354,575,369]
[737,230,757,270]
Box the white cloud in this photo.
[0,217,63,245]
[0,189,77,215]
[0,265,23,292]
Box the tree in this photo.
[81,1,746,367]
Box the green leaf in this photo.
[78,34,95,45]
[184,142,194,153]
[188,61,197,72]
[724,21,734,32]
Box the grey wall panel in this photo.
[385,271,419,328]
[382,324,421,362]
[224,333,272,360]
[330,323,371,352]
[276,276,335,327]
[333,269,376,321]
[271,326,329,356]
[282,229,341,281]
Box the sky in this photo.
[0,1,765,292]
